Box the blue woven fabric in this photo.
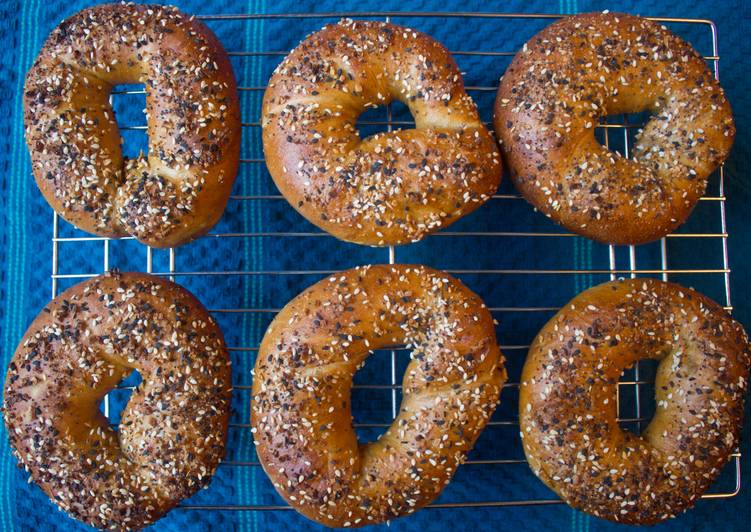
[1,0,750,531]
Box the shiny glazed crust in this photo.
[519,278,749,524]
[494,12,735,245]
[252,265,507,526]
[4,272,232,530]
[262,20,502,246]
[24,3,241,248]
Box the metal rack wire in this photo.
[48,10,741,517]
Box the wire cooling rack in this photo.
[46,10,741,520]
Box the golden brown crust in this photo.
[519,278,750,524]
[262,20,502,246]
[24,3,241,248]
[494,12,735,245]
[252,265,506,526]
[3,272,232,530]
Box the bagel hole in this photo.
[99,370,142,427]
[111,84,149,160]
[594,110,654,159]
[350,348,405,443]
[355,100,412,140]
[617,360,659,435]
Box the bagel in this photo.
[519,278,749,524]
[262,19,502,246]
[494,12,735,245]
[24,3,240,248]
[251,265,506,526]
[3,271,232,530]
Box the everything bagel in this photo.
[252,265,506,526]
[24,3,240,248]
[3,272,232,530]
[494,13,735,245]
[262,19,502,246]
[519,278,749,524]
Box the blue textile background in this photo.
[1,0,750,531]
